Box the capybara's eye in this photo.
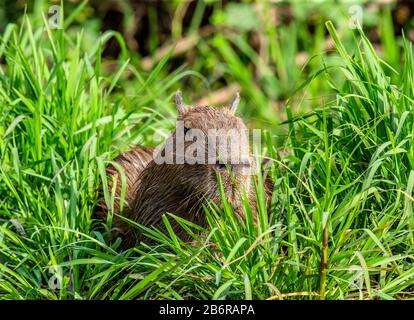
[215,160,227,171]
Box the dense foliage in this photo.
[0,1,413,299]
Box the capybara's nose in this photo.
[232,160,251,175]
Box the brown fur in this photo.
[98,98,273,248]
[95,146,154,218]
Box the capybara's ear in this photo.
[175,90,188,114]
[228,92,240,114]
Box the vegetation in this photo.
[0,1,414,299]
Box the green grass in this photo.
[1,3,414,300]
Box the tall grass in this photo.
[0,9,414,300]
[0,14,179,299]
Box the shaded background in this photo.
[1,0,413,128]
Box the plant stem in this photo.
[319,225,328,300]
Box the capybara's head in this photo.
[153,91,254,206]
